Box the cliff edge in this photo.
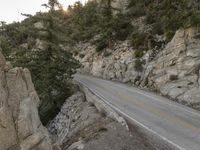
[0,50,52,150]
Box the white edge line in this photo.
[78,75,200,117]
[76,78,187,150]
[113,82,200,117]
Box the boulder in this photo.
[181,88,200,104]
[160,82,188,99]
[91,59,104,77]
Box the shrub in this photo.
[127,1,146,17]
[128,6,146,17]
[0,37,12,57]
[134,49,144,58]
[145,13,155,24]
[131,32,146,49]
[165,30,175,42]
[152,21,164,35]
[113,17,133,41]
[190,11,200,25]
[96,40,108,52]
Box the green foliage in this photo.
[65,0,133,49]
[134,49,144,58]
[131,32,145,49]
[127,4,146,17]
[145,13,155,24]
[4,0,200,124]
[96,39,109,52]
[128,0,200,33]
[112,14,133,41]
[190,11,200,25]
[2,0,137,123]
[0,37,12,56]
[165,30,175,42]
[2,1,80,124]
[152,21,164,35]
[48,0,60,10]
[125,0,200,57]
[127,0,147,17]
[66,1,99,42]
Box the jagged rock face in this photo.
[146,27,200,107]
[0,50,52,150]
[76,27,200,109]
[75,41,142,83]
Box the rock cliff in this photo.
[144,27,200,108]
[0,50,52,150]
[75,27,200,110]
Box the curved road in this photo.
[74,74,200,150]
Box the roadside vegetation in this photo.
[0,0,200,124]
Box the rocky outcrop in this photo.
[93,0,128,14]
[75,27,200,109]
[145,27,200,108]
[48,92,156,150]
[75,41,143,83]
[0,50,52,150]
[110,0,128,14]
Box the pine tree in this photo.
[14,0,80,124]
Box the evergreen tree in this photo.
[14,0,80,124]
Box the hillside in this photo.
[73,0,200,109]
[1,0,200,149]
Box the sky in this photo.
[0,0,87,23]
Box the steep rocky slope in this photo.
[48,92,156,150]
[144,27,200,108]
[0,50,52,150]
[75,27,200,110]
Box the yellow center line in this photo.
[111,88,200,132]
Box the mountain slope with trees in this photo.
[1,0,200,123]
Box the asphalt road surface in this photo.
[74,74,200,150]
